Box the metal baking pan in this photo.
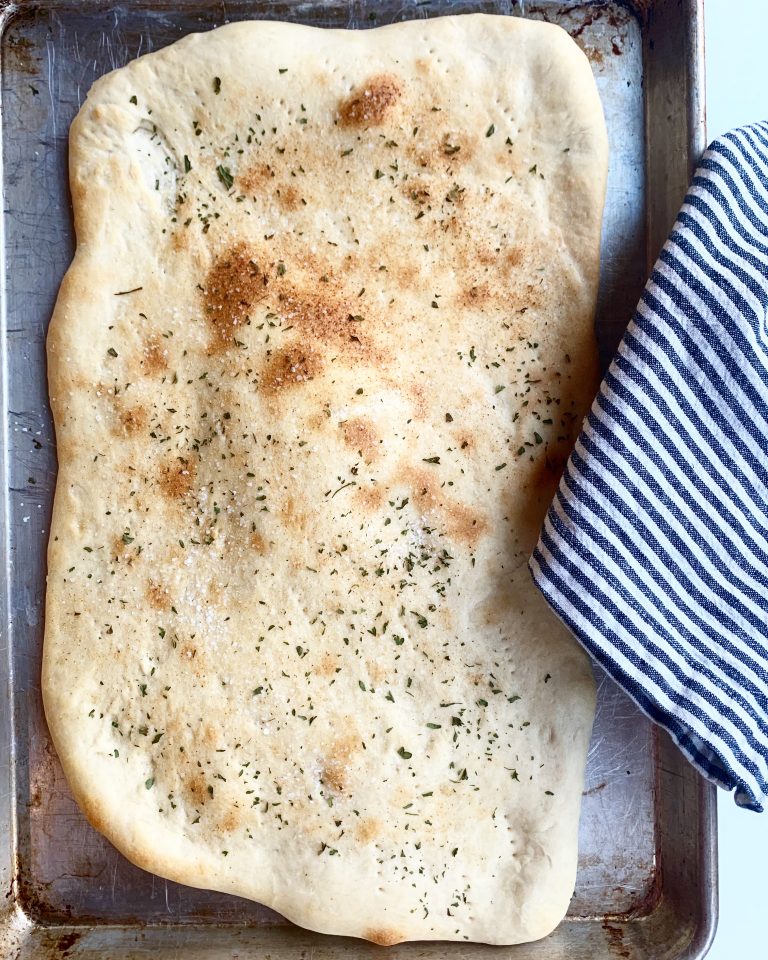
[0,0,714,957]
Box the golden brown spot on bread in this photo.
[448,136,477,166]
[407,383,428,419]
[404,182,431,206]
[274,287,381,362]
[365,928,404,947]
[170,228,188,253]
[506,246,523,268]
[141,337,168,375]
[321,733,358,792]
[368,661,386,684]
[159,457,195,500]
[204,245,266,351]
[354,485,384,513]
[145,580,170,611]
[119,404,148,435]
[443,500,486,548]
[239,162,274,194]
[321,764,345,793]
[317,651,339,678]
[459,283,490,309]
[250,532,266,553]
[186,772,207,806]
[388,258,420,293]
[217,809,241,833]
[403,466,487,547]
[261,345,323,393]
[341,416,380,461]
[276,184,302,211]
[305,410,330,432]
[339,74,402,127]
[355,818,381,843]
[201,724,218,748]
[111,532,139,563]
[79,796,106,836]
[477,247,499,266]
[440,214,463,238]
[280,495,308,533]
[410,133,476,171]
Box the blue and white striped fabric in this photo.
[530,122,768,812]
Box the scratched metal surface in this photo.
[0,1,714,958]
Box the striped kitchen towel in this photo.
[530,121,768,812]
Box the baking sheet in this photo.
[0,1,714,957]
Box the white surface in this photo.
[704,2,768,957]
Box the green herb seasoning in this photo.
[217,165,234,190]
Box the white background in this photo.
[702,1,767,956]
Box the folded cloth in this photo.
[530,121,768,812]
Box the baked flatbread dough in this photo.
[44,15,607,945]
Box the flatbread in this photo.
[44,15,607,946]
